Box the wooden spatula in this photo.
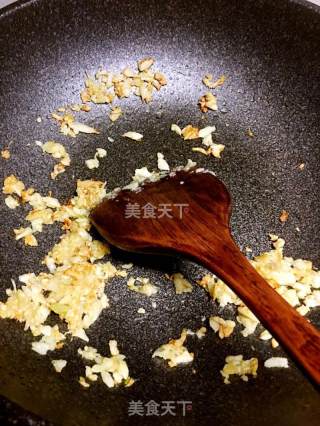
[91,168,320,385]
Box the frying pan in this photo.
[0,0,319,425]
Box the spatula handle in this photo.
[196,237,320,386]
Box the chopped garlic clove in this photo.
[209,316,236,339]
[5,195,19,209]
[96,148,107,158]
[138,57,154,72]
[171,124,182,135]
[109,106,122,122]
[264,357,289,368]
[157,152,170,171]
[199,126,216,139]
[171,273,193,294]
[52,359,67,373]
[152,329,194,368]
[220,355,258,384]
[181,125,199,140]
[199,93,218,112]
[69,122,100,134]
[122,131,143,141]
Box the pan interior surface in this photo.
[0,0,319,425]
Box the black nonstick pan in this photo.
[0,0,319,425]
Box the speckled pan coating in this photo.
[0,0,319,425]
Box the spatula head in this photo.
[91,169,232,256]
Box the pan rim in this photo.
[0,0,320,20]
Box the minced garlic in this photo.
[122,131,143,141]
[127,277,158,296]
[279,210,289,223]
[199,235,320,341]
[236,306,259,337]
[1,149,10,160]
[171,124,182,135]
[221,355,258,384]
[157,152,170,171]
[85,148,107,170]
[202,74,226,89]
[52,359,67,373]
[198,274,241,307]
[80,58,166,115]
[264,357,288,368]
[152,329,194,367]
[0,179,117,350]
[5,195,19,209]
[37,140,70,179]
[3,175,25,196]
[173,124,223,159]
[138,57,154,72]
[181,125,199,140]
[198,92,218,112]
[52,113,99,137]
[78,340,133,388]
[109,106,122,122]
[171,273,193,294]
[209,316,236,339]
